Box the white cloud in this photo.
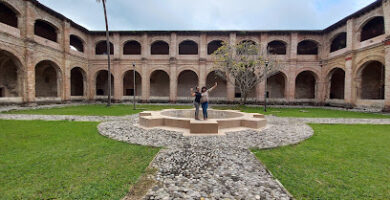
[38,0,376,30]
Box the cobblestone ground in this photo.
[98,116,314,199]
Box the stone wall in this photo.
[0,0,389,109]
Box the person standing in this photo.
[200,82,218,120]
[190,87,201,120]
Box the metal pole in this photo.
[264,61,269,112]
[133,63,136,110]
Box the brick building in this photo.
[0,0,390,109]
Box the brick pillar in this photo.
[141,59,149,102]
[63,21,71,101]
[24,43,35,103]
[141,33,149,58]
[286,64,296,101]
[169,59,177,102]
[113,60,122,102]
[346,19,354,50]
[290,33,298,60]
[227,32,236,102]
[344,55,354,107]
[170,32,177,57]
[383,0,390,35]
[226,74,235,102]
[113,33,120,60]
[199,59,206,87]
[383,39,390,111]
[257,81,265,102]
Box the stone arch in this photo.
[70,35,84,52]
[34,19,58,42]
[151,40,169,55]
[239,39,257,45]
[297,40,319,55]
[177,70,198,97]
[0,1,19,28]
[95,70,114,96]
[207,40,224,55]
[267,72,287,98]
[123,40,141,55]
[234,71,257,99]
[150,70,170,97]
[360,16,385,42]
[327,68,345,99]
[95,41,114,55]
[0,50,23,97]
[330,32,347,52]
[70,67,86,96]
[295,70,317,99]
[35,60,62,97]
[179,40,198,55]
[267,40,287,55]
[356,61,384,99]
[123,70,142,96]
[206,71,227,98]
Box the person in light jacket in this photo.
[200,82,218,120]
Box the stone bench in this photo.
[190,119,219,134]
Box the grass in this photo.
[252,124,390,199]
[0,120,160,200]
[214,105,390,118]
[3,104,192,116]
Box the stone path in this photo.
[98,115,313,199]
[2,111,390,199]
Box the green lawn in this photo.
[0,120,160,199]
[3,104,192,116]
[214,106,390,118]
[253,124,390,199]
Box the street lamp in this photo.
[132,63,136,110]
[264,60,269,112]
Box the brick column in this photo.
[169,58,177,102]
[141,33,149,58]
[112,60,122,102]
[199,59,206,87]
[344,55,354,107]
[170,32,177,57]
[226,33,237,102]
[141,59,149,102]
[286,64,296,101]
[63,21,71,101]
[24,43,35,103]
[383,39,390,111]
[290,33,298,60]
[383,0,390,35]
[257,81,265,102]
[113,33,120,60]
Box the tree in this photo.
[212,41,284,105]
[97,0,112,106]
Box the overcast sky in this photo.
[38,0,375,31]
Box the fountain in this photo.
[138,109,266,135]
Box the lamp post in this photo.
[264,60,269,112]
[132,63,136,110]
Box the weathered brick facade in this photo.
[0,0,390,109]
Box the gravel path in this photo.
[98,115,313,199]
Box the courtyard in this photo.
[1,104,390,199]
[1,0,390,199]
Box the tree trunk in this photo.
[102,0,111,107]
